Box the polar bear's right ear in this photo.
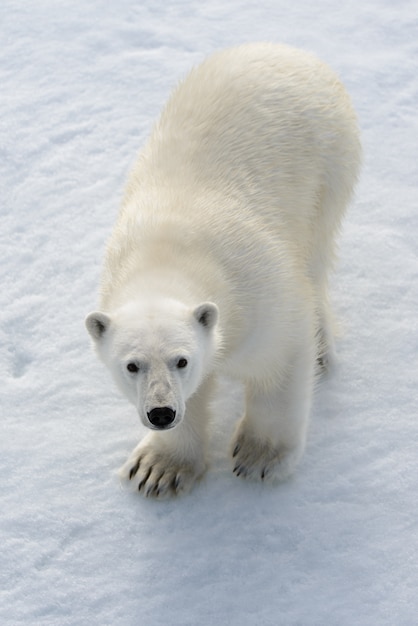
[85,311,111,341]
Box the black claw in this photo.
[151,473,164,498]
[172,475,181,492]
[232,444,240,458]
[261,468,265,480]
[138,466,152,491]
[129,460,140,480]
[234,464,247,477]
[146,484,156,497]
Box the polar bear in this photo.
[86,43,361,498]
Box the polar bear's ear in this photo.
[193,302,219,330]
[85,311,111,340]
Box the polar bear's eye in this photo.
[126,362,139,373]
[177,358,188,369]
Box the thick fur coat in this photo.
[86,43,361,497]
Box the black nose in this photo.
[147,407,176,428]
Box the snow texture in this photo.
[1,1,417,624]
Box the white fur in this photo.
[86,43,361,498]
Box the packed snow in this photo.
[1,1,417,624]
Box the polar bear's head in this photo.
[85,299,219,430]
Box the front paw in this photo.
[231,427,302,483]
[119,437,206,498]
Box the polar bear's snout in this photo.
[147,407,176,429]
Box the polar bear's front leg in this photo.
[119,375,215,498]
[231,351,314,482]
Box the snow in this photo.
[1,0,417,624]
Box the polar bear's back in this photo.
[146,46,357,201]
[124,44,360,250]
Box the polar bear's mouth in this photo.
[147,407,177,429]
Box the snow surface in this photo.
[1,1,418,624]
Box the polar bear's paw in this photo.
[231,428,302,483]
[119,440,206,499]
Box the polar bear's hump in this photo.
[166,47,355,157]
[130,43,361,231]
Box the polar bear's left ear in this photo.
[85,311,111,341]
[193,302,219,330]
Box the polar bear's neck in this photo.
[110,267,210,308]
